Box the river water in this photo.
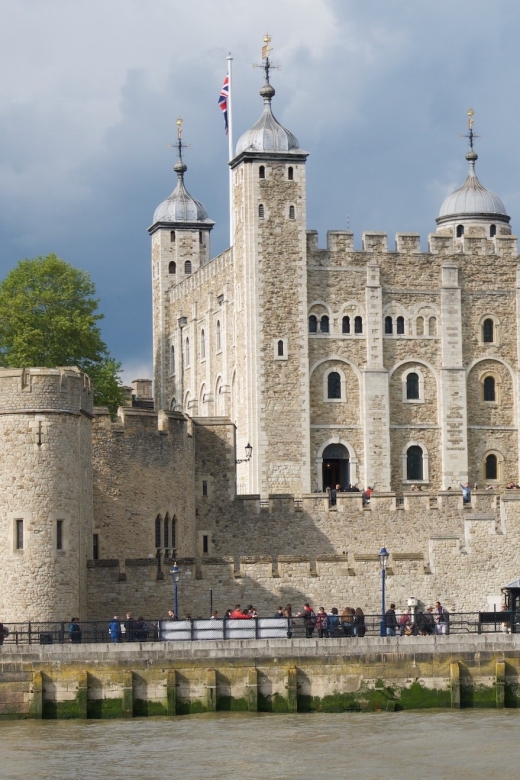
[1,711,519,779]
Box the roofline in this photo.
[436,212,511,225]
[148,220,215,235]
[229,150,309,170]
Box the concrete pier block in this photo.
[122,671,133,718]
[206,668,217,712]
[286,667,298,713]
[28,671,42,719]
[450,662,460,709]
[77,672,88,719]
[496,661,505,709]
[247,667,258,712]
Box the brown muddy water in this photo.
[0,710,519,779]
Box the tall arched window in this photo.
[170,345,175,375]
[456,224,464,238]
[416,317,424,336]
[164,514,170,549]
[309,315,317,333]
[216,320,221,351]
[289,205,295,220]
[259,204,265,219]
[428,316,437,336]
[185,337,190,367]
[490,224,497,237]
[396,316,405,335]
[483,376,496,402]
[354,316,363,334]
[385,316,393,334]
[277,340,284,356]
[172,516,177,550]
[342,316,351,334]
[184,260,192,274]
[168,261,176,274]
[407,446,423,481]
[327,371,341,399]
[200,329,205,360]
[170,230,176,242]
[320,315,329,333]
[155,515,162,549]
[259,165,265,179]
[483,318,494,343]
[485,454,498,480]
[288,166,294,180]
[406,372,419,400]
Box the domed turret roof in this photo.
[438,150,507,219]
[153,158,210,224]
[236,82,302,156]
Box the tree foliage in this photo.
[0,254,124,416]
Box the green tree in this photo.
[0,254,124,416]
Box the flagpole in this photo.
[227,53,234,247]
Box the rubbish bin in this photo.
[39,632,53,645]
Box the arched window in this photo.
[407,446,423,481]
[483,318,494,343]
[309,315,317,333]
[164,514,170,549]
[170,230,176,242]
[199,231,203,244]
[483,376,496,402]
[201,329,205,360]
[185,338,190,366]
[289,205,295,220]
[155,515,162,549]
[354,316,363,334]
[456,224,464,238]
[171,516,177,550]
[170,345,175,376]
[406,372,420,400]
[169,261,176,274]
[396,316,405,335]
[327,371,341,399]
[385,316,393,334]
[428,316,437,336]
[259,165,265,179]
[485,454,498,480]
[259,204,265,219]
[216,320,221,351]
[342,316,351,334]
[320,315,329,333]
[277,340,284,356]
[184,260,192,275]
[490,224,496,238]
[288,166,294,180]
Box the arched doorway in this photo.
[322,443,349,490]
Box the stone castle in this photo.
[2,63,520,624]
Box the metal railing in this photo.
[0,612,517,645]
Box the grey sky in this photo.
[0,0,518,381]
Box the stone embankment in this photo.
[1,635,519,719]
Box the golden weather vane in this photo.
[262,32,272,61]
[176,116,183,139]
[253,32,280,83]
[167,115,191,159]
[458,107,481,150]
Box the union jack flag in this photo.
[218,74,229,134]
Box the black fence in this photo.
[0,612,518,646]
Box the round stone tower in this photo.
[0,367,93,622]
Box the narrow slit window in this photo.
[155,516,162,549]
[258,204,264,219]
[342,316,350,334]
[289,205,295,220]
[56,520,63,551]
[309,315,317,333]
[483,376,496,402]
[216,320,221,351]
[354,316,363,334]
[185,337,190,366]
[483,318,494,343]
[170,230,176,242]
[397,316,405,335]
[320,315,329,333]
[93,534,99,560]
[277,340,284,356]
[288,167,294,180]
[201,330,205,360]
[202,534,209,554]
[490,224,496,238]
[202,480,208,497]
[164,515,169,549]
[171,517,176,550]
[184,260,192,275]
[385,316,393,334]
[170,345,175,375]
[15,519,23,550]
[259,165,265,179]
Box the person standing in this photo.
[385,603,398,636]
[68,617,82,644]
[125,612,136,641]
[353,607,366,637]
[108,614,122,643]
[327,607,340,637]
[460,483,471,505]
[435,601,450,635]
[315,606,328,638]
[297,603,316,638]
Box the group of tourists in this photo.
[294,603,367,638]
[107,613,149,643]
[384,602,450,636]
[328,484,374,506]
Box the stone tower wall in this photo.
[0,368,93,622]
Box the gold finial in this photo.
[176,116,183,139]
[262,32,272,61]
[467,108,474,131]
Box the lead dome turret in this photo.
[235,82,303,157]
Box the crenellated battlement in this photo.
[306,229,518,266]
[0,367,93,416]
[93,406,187,436]
[169,247,233,303]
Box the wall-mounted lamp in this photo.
[236,442,253,464]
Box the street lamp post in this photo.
[170,562,180,618]
[379,547,389,637]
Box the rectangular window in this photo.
[16,519,23,550]
[56,520,64,550]
[93,534,99,560]
[202,534,209,554]
[202,480,208,496]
